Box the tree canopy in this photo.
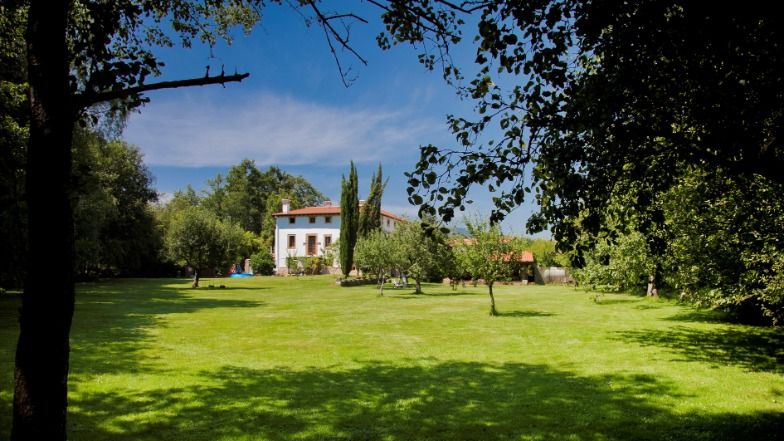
[459,219,513,316]
[202,160,325,240]
[399,2,783,241]
[380,1,784,320]
[164,205,246,288]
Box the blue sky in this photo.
[123,3,546,237]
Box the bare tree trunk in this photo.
[13,2,74,439]
[488,282,497,316]
[378,272,384,296]
[192,268,200,288]
[415,279,422,294]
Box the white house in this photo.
[272,199,403,274]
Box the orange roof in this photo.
[502,250,535,263]
[273,206,405,222]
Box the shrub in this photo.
[249,251,275,275]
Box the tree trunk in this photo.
[13,2,74,439]
[192,268,200,288]
[378,272,384,296]
[488,282,497,316]
[647,265,661,297]
[415,279,422,294]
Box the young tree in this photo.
[164,206,244,288]
[462,220,513,316]
[444,242,468,291]
[354,230,400,295]
[339,161,359,277]
[394,220,451,294]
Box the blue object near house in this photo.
[229,273,252,278]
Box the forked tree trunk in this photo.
[488,282,497,316]
[192,268,201,288]
[13,2,74,439]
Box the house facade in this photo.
[272,199,402,274]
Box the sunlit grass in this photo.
[1,276,782,440]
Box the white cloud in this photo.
[124,90,440,168]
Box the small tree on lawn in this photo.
[355,230,399,296]
[463,219,512,316]
[443,243,466,291]
[165,206,244,288]
[395,221,451,294]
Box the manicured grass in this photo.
[1,276,782,440]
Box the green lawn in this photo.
[1,276,782,440]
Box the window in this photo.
[288,217,296,224]
[324,235,332,248]
[386,219,391,227]
[309,216,316,224]
[287,234,296,249]
[325,216,332,224]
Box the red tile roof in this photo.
[272,206,405,222]
[273,206,340,216]
[380,209,405,222]
[503,250,535,263]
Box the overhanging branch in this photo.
[75,72,250,109]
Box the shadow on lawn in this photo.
[613,325,784,373]
[497,310,555,318]
[67,361,782,441]
[664,309,733,324]
[387,290,482,299]
[69,281,265,376]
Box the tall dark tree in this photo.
[339,161,359,277]
[378,1,784,308]
[3,0,476,436]
[357,163,386,238]
[396,1,784,244]
[7,2,255,437]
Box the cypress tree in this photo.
[358,164,387,237]
[339,162,359,277]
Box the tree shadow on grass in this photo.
[664,309,734,324]
[69,281,265,377]
[595,298,643,305]
[497,310,555,318]
[66,361,783,441]
[387,289,482,299]
[612,325,784,373]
